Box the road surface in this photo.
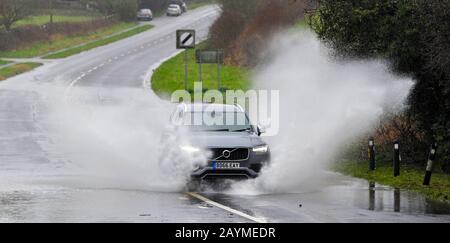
[0,6,449,223]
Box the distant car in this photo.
[167,4,182,16]
[137,9,153,21]
[170,0,187,13]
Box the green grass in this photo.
[43,24,153,59]
[151,43,251,99]
[189,0,217,10]
[295,19,309,29]
[0,22,137,58]
[15,15,97,27]
[0,60,11,66]
[0,62,42,81]
[153,0,216,17]
[334,161,450,204]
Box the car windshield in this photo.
[182,112,253,132]
[169,5,179,9]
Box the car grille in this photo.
[210,148,249,161]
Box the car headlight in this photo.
[253,145,269,153]
[180,145,201,153]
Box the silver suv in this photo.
[164,103,271,182]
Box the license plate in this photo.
[213,162,241,170]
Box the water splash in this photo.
[228,30,413,194]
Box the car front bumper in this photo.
[191,167,260,180]
[137,16,152,20]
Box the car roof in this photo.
[169,4,180,7]
[178,103,244,113]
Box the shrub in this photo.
[0,19,117,52]
[88,0,138,21]
[210,0,308,66]
[312,0,450,167]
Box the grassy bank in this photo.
[0,60,10,66]
[151,43,251,98]
[189,0,217,10]
[153,0,215,17]
[334,161,450,203]
[43,24,153,59]
[0,63,42,81]
[0,22,137,58]
[295,19,309,29]
[15,15,97,27]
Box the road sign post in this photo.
[195,49,224,90]
[199,55,202,83]
[176,29,196,90]
[218,61,221,91]
[184,51,188,90]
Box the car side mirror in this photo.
[257,125,266,136]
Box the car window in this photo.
[182,112,254,132]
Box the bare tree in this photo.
[0,0,30,31]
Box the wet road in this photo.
[0,6,449,223]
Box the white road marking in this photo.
[142,50,182,89]
[186,192,267,223]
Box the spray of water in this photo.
[27,30,413,195]
[40,86,201,192]
[228,30,413,194]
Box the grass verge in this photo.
[295,19,309,29]
[0,60,11,66]
[15,15,97,27]
[189,0,217,10]
[43,24,153,59]
[0,63,42,81]
[151,43,251,99]
[334,161,450,203]
[0,22,137,58]
[153,0,216,17]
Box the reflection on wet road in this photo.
[196,173,450,223]
[1,171,450,222]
